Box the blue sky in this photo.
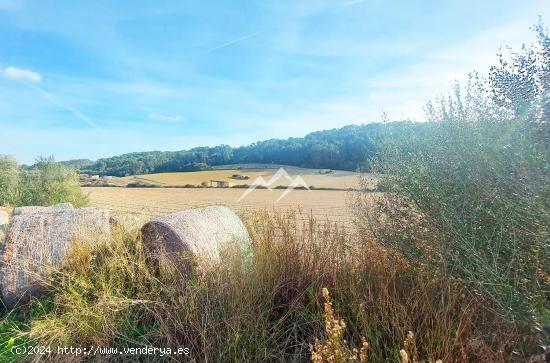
[1,0,548,164]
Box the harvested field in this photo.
[87,187,366,230]
[124,167,375,190]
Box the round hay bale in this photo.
[0,207,114,309]
[141,206,251,268]
[12,202,74,216]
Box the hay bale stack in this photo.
[0,207,114,309]
[13,203,74,216]
[141,206,251,267]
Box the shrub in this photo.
[360,114,548,326]
[354,24,549,335]
[18,157,88,208]
[0,155,88,208]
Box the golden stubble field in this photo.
[124,167,375,190]
[87,187,366,230]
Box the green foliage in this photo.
[489,19,550,119]
[0,297,52,363]
[363,24,550,329]
[0,315,26,363]
[58,159,95,170]
[0,156,88,208]
[0,155,20,207]
[377,117,548,323]
[75,123,424,176]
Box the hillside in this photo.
[67,121,425,177]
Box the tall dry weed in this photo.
[7,210,521,362]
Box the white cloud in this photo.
[148,112,184,122]
[3,66,42,82]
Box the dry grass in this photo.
[4,210,521,362]
[310,288,369,363]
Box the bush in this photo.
[354,24,549,333]
[363,114,547,324]
[0,156,88,208]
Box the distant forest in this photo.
[61,122,425,176]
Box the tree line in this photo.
[65,121,426,177]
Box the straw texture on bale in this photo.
[12,202,74,216]
[141,206,251,266]
[0,207,114,309]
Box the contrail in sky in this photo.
[201,28,270,54]
[23,81,100,129]
[2,63,100,129]
[201,1,367,54]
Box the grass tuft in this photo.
[0,210,525,362]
